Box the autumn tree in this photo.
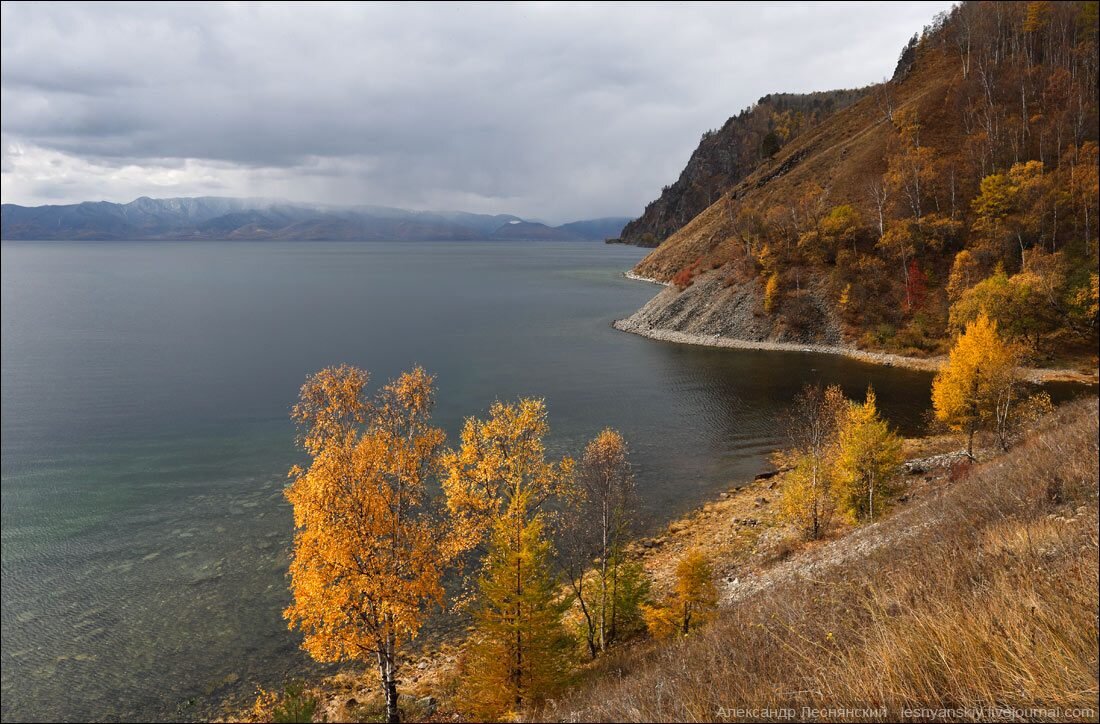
[949,259,1063,352]
[1067,143,1099,257]
[884,110,938,221]
[778,384,847,540]
[932,312,1021,456]
[462,507,570,718]
[833,387,904,522]
[878,214,955,313]
[559,429,639,657]
[946,249,983,301]
[642,549,719,638]
[970,172,1016,258]
[284,366,447,724]
[442,399,574,713]
[905,259,929,313]
[819,204,864,257]
[1069,271,1099,336]
[602,560,651,642]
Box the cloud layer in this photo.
[1,2,953,221]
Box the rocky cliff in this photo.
[621,2,1099,357]
[619,90,868,247]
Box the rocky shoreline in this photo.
[612,315,1098,385]
[229,402,1081,723]
[622,270,670,286]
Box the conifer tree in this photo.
[442,398,573,716]
[833,387,903,522]
[642,549,718,638]
[932,312,1020,456]
[462,502,569,717]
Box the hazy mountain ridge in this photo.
[0,196,629,242]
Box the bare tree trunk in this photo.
[868,470,875,521]
[598,497,608,653]
[513,523,523,709]
[902,252,912,311]
[869,180,888,238]
[608,559,620,645]
[568,572,598,659]
[377,634,401,724]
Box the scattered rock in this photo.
[418,696,437,716]
[755,497,768,507]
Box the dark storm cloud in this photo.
[1,1,954,220]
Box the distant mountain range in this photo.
[0,196,632,242]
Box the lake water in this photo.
[1,240,1080,722]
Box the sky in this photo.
[1,1,955,223]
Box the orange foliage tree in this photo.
[284,365,448,724]
[932,313,1020,456]
[442,398,574,714]
[642,549,719,638]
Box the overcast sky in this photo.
[1,1,954,222]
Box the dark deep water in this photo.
[1,240,1087,722]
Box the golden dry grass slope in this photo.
[538,398,1100,722]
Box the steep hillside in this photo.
[619,89,869,247]
[623,1,1099,364]
[540,397,1099,722]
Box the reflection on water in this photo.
[1,240,1087,722]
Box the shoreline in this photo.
[278,428,977,722]
[612,316,1099,385]
[622,270,671,286]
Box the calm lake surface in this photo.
[1,240,1083,722]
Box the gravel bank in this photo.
[613,305,1098,386]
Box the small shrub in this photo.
[763,273,781,312]
[269,682,318,724]
[642,549,718,638]
[671,266,695,289]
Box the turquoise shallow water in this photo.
[1,240,1084,722]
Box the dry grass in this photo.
[537,399,1099,722]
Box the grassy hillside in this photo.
[538,398,1099,722]
[628,2,1099,363]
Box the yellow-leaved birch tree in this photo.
[284,365,447,724]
